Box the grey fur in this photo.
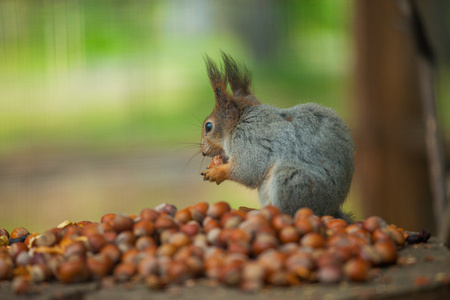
[223,103,355,221]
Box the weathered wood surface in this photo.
[1,237,449,300]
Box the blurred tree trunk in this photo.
[353,0,446,234]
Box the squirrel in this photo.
[200,53,355,222]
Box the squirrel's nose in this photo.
[202,152,206,157]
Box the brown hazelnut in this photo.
[10,227,30,239]
[301,232,325,249]
[260,205,281,220]
[167,260,193,284]
[343,258,370,282]
[294,207,314,220]
[100,243,121,264]
[58,259,90,284]
[136,236,156,251]
[133,221,155,238]
[86,233,106,253]
[374,240,398,265]
[154,215,178,232]
[155,203,178,217]
[122,248,139,264]
[317,265,342,283]
[113,262,136,282]
[252,233,279,256]
[219,262,242,286]
[100,213,116,225]
[0,256,14,280]
[221,212,244,229]
[0,228,10,238]
[363,216,387,233]
[112,215,134,233]
[139,208,160,222]
[279,226,300,244]
[30,264,52,283]
[9,242,28,260]
[87,254,113,279]
[174,208,192,224]
[156,243,177,257]
[168,232,190,249]
[63,241,87,259]
[115,230,135,246]
[12,276,32,295]
[207,201,231,219]
[272,214,294,232]
[137,255,158,276]
[294,218,314,235]
[180,221,201,237]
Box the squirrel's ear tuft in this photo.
[204,55,230,107]
[222,52,252,97]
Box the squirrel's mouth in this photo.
[201,148,229,164]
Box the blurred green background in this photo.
[0,0,448,233]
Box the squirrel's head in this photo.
[200,53,260,158]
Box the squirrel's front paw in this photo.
[201,164,228,185]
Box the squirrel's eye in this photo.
[205,122,213,133]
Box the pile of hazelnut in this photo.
[0,202,409,294]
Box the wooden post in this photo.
[353,0,438,233]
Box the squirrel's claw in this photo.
[201,165,227,185]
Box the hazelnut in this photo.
[115,230,135,246]
[343,258,370,282]
[10,227,30,240]
[122,248,139,264]
[139,208,160,222]
[374,240,397,265]
[168,232,190,249]
[86,233,106,253]
[180,221,201,237]
[100,244,121,264]
[154,215,178,232]
[189,202,209,223]
[137,255,158,276]
[279,226,300,244]
[252,233,279,256]
[167,260,193,284]
[0,228,10,239]
[228,242,251,256]
[294,207,314,220]
[221,212,243,229]
[87,254,113,279]
[30,264,52,283]
[12,276,32,295]
[272,214,294,232]
[219,262,242,286]
[156,243,177,257]
[112,215,134,233]
[174,208,192,224]
[207,201,231,220]
[9,242,28,260]
[155,203,178,217]
[0,256,14,280]
[317,265,342,283]
[363,216,387,233]
[294,218,314,235]
[202,217,220,234]
[113,262,136,282]
[100,213,116,224]
[133,221,155,238]
[261,205,281,218]
[58,259,90,284]
[135,236,156,251]
[301,232,325,249]
[326,219,348,231]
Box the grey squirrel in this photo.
[200,53,355,222]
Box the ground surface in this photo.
[1,237,449,300]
